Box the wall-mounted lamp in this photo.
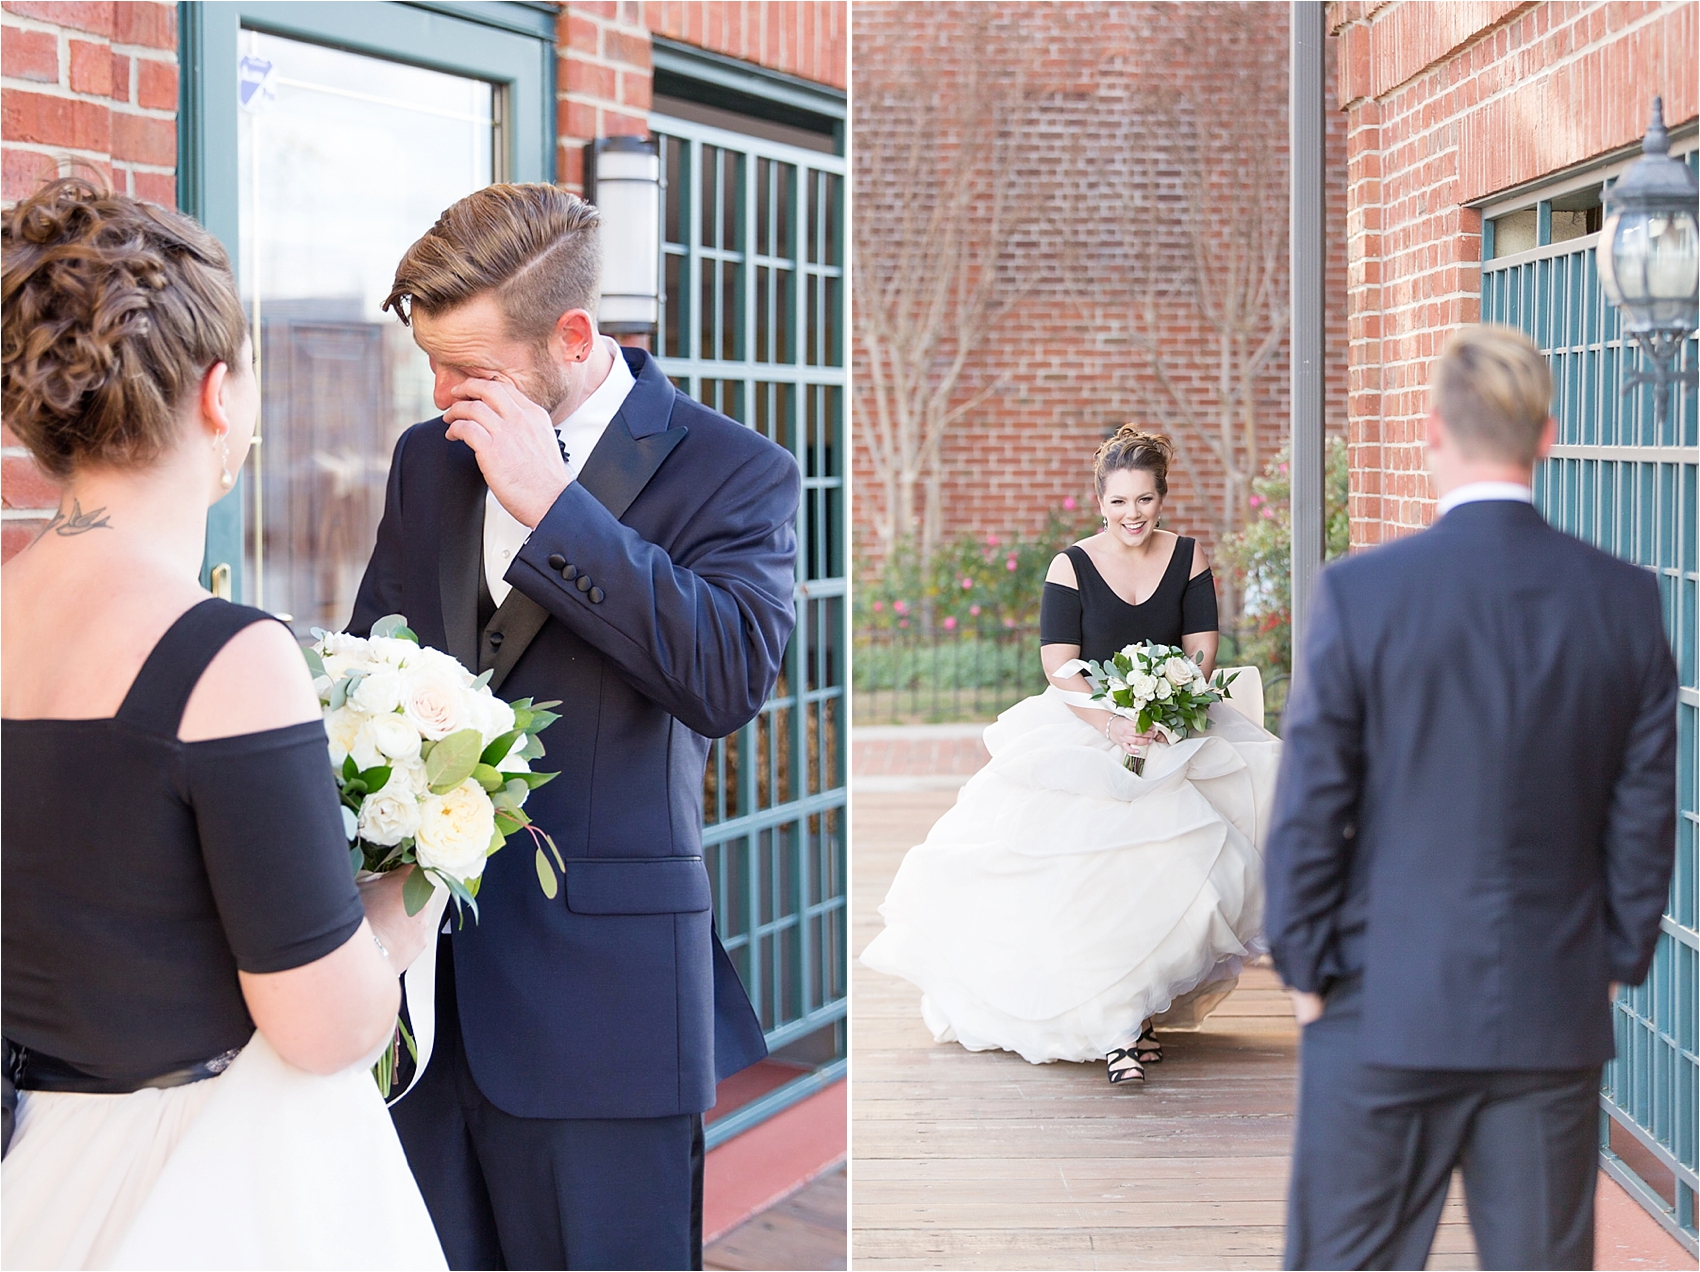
[1596,97,1699,428]
[585,136,661,337]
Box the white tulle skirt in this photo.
[861,688,1281,1064]
[1,1031,446,1271]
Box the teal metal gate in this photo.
[652,112,847,1145]
[1483,164,1698,1252]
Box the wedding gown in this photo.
[861,540,1280,1063]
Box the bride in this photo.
[1,179,445,1268]
[861,427,1280,1083]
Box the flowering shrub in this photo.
[856,503,1100,633]
[1216,438,1350,674]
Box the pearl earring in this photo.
[219,437,234,490]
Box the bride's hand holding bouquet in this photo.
[1059,642,1239,773]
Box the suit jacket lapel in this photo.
[438,434,486,672]
[484,354,687,691]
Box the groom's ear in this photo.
[549,308,598,367]
[1534,414,1558,460]
[1423,408,1449,456]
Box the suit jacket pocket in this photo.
[563,856,712,915]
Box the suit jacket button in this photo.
[547,554,566,571]
[589,587,605,604]
[561,563,578,581]
[488,630,504,648]
[576,575,593,593]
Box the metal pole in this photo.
[1289,1,1327,691]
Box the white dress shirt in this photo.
[1436,480,1533,518]
[483,338,636,606]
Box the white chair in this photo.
[1216,665,1265,730]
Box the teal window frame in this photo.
[178,0,556,598]
[650,71,848,1148]
[1481,137,1700,1256]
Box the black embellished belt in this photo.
[4,1037,242,1095]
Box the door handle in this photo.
[210,562,232,600]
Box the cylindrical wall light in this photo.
[586,136,661,336]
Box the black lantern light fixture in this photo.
[585,136,662,337]
[1596,97,1700,428]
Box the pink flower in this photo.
[1003,617,1017,628]
[1278,463,1289,474]
[872,600,884,612]
[961,577,974,590]
[892,600,908,615]
[1249,495,1262,508]
[943,616,957,630]
[1006,557,1017,571]
[986,533,1000,547]
[1063,496,1077,511]
[969,604,982,617]
[898,619,909,628]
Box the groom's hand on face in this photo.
[443,378,570,529]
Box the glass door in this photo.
[235,31,497,631]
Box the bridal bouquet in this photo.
[1059,643,1238,774]
[304,614,565,919]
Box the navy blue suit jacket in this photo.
[1265,499,1677,1071]
[350,348,797,1118]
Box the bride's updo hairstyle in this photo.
[1093,425,1173,498]
[1,177,246,480]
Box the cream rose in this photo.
[351,668,406,717]
[415,779,496,881]
[474,693,517,743]
[496,738,531,775]
[388,757,430,797]
[1164,657,1194,686]
[1130,673,1159,700]
[402,668,471,741]
[325,704,367,767]
[358,788,421,847]
[348,717,387,774]
[1155,677,1173,700]
[368,711,423,761]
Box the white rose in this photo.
[413,644,477,687]
[368,711,422,761]
[348,717,388,774]
[388,758,430,797]
[367,636,421,670]
[415,779,496,881]
[357,788,421,847]
[403,668,471,741]
[318,632,370,659]
[1131,673,1158,700]
[325,705,366,767]
[475,693,517,743]
[1107,677,1128,694]
[351,668,406,717]
[1155,677,1173,700]
[1165,657,1194,686]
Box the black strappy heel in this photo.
[1106,1047,1146,1084]
[1135,1023,1163,1065]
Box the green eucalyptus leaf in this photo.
[527,711,560,733]
[402,866,436,916]
[516,735,547,761]
[535,848,559,899]
[424,728,483,792]
[371,614,410,640]
[480,730,522,767]
[399,1017,417,1063]
[488,824,506,854]
[542,830,565,872]
[472,763,505,792]
[521,770,557,791]
[349,845,363,875]
[472,669,494,688]
[303,645,327,680]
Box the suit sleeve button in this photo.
[547,554,566,571]
[576,575,593,593]
[589,587,605,604]
[561,564,578,581]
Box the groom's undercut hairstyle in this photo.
[383,183,602,347]
[1432,325,1553,465]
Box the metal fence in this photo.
[1484,162,1698,1251]
[853,622,1049,724]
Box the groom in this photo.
[1266,325,1677,1270]
[349,183,799,1269]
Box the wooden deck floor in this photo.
[707,1167,847,1271]
[849,788,1478,1271]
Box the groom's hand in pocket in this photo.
[443,377,570,528]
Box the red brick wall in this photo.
[1,0,178,559]
[556,2,847,194]
[1332,0,1698,546]
[849,2,1350,593]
